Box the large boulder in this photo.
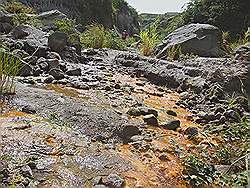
[10,24,48,56]
[48,32,68,52]
[156,24,226,58]
[0,8,13,24]
[0,22,13,34]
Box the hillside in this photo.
[15,0,140,34]
[139,12,178,29]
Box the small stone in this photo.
[21,165,33,178]
[48,68,65,80]
[143,114,158,126]
[48,32,68,52]
[127,107,141,116]
[114,83,121,89]
[66,68,82,76]
[184,126,199,137]
[161,120,180,130]
[103,174,124,188]
[166,110,177,116]
[104,85,111,91]
[44,75,55,84]
[158,154,170,161]
[22,105,36,114]
[139,107,158,117]
[119,124,140,143]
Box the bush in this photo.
[4,1,35,14]
[81,24,126,50]
[138,24,158,56]
[183,155,215,187]
[55,18,76,35]
[12,13,41,27]
[0,48,22,95]
[181,0,249,40]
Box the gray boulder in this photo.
[0,22,13,34]
[0,8,13,24]
[10,24,48,56]
[66,68,82,76]
[156,23,226,58]
[48,68,65,80]
[48,32,68,52]
[18,60,33,77]
[37,10,67,31]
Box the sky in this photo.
[126,0,190,14]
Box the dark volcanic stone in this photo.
[66,68,82,76]
[143,114,158,126]
[48,68,65,80]
[184,126,199,137]
[48,32,68,52]
[22,105,36,114]
[166,110,177,116]
[161,120,180,130]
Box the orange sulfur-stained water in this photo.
[0,74,223,187]
[113,73,222,188]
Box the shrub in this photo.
[80,24,126,50]
[138,24,158,56]
[0,48,22,95]
[4,1,35,14]
[183,155,215,187]
[12,13,41,27]
[55,18,76,35]
[81,24,109,49]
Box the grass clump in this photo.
[166,45,182,61]
[81,24,126,50]
[222,28,250,52]
[137,24,158,56]
[0,48,22,95]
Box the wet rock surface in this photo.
[0,16,249,187]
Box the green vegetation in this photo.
[55,18,80,45]
[55,18,76,35]
[148,0,249,44]
[3,1,41,27]
[137,24,158,56]
[0,48,22,95]
[183,155,215,187]
[12,13,41,27]
[112,0,137,19]
[4,1,35,14]
[166,45,182,61]
[80,24,126,50]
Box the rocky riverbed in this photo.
[0,6,250,187]
[0,47,249,187]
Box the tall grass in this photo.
[80,24,126,50]
[223,28,250,51]
[0,48,22,95]
[138,24,158,56]
[81,24,108,49]
[166,45,182,61]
